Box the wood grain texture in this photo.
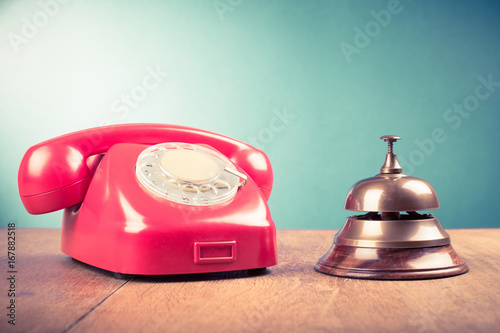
[1,229,500,333]
[0,229,126,333]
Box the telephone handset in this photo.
[19,123,273,214]
[18,124,277,276]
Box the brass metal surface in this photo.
[345,136,439,212]
[345,173,440,212]
[315,244,469,280]
[334,216,450,248]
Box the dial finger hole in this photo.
[181,184,199,195]
[179,143,196,151]
[200,184,217,198]
[166,178,181,190]
[158,171,168,180]
[213,180,230,193]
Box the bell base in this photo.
[315,244,468,280]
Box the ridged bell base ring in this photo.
[315,135,468,280]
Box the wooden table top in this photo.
[1,228,499,333]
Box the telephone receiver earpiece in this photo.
[19,124,273,214]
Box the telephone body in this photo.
[18,124,277,275]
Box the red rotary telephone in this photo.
[18,124,277,276]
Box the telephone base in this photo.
[60,143,277,276]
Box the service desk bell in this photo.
[315,135,468,279]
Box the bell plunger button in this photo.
[379,135,403,174]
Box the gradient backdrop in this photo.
[1,0,499,229]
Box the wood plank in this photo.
[1,229,499,333]
[70,229,500,333]
[0,228,127,333]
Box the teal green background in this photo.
[1,0,499,229]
